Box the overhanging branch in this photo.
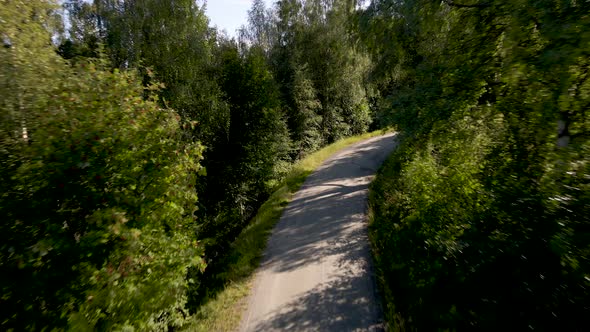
[442,0,490,8]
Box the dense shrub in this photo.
[366,0,590,330]
[371,112,589,330]
[0,2,204,329]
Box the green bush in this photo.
[371,110,590,330]
[1,61,205,331]
[365,0,590,329]
[0,3,205,329]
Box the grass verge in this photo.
[367,147,404,332]
[182,129,390,332]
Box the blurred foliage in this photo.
[1,1,204,330]
[364,0,590,330]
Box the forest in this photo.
[1,0,588,330]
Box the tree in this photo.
[63,0,225,142]
[1,1,204,330]
[198,41,290,248]
[269,0,373,154]
[363,0,590,329]
[241,0,275,54]
[291,65,323,156]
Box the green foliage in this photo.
[291,66,323,156]
[1,2,204,330]
[61,3,292,319]
[267,0,374,155]
[188,42,291,308]
[218,44,291,198]
[2,0,380,329]
[63,0,225,142]
[365,0,590,330]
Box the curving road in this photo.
[238,133,398,332]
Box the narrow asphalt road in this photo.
[239,132,398,332]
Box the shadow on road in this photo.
[252,273,380,331]
[241,133,397,331]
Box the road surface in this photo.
[238,132,397,332]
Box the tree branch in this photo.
[442,0,490,8]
